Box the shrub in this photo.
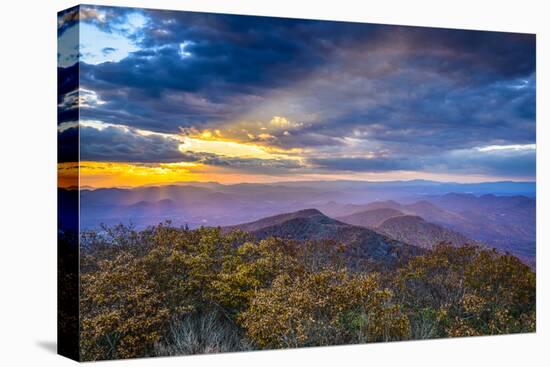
[80,225,247,360]
[210,238,303,313]
[240,270,410,348]
[394,243,536,338]
[154,309,252,356]
[79,226,535,360]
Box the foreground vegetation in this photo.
[78,223,535,361]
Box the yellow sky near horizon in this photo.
[58,161,527,189]
[59,161,295,188]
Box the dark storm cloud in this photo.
[334,74,533,153]
[78,54,262,131]
[310,147,535,178]
[57,64,79,124]
[65,5,535,178]
[79,124,186,162]
[87,8,535,90]
[74,6,535,131]
[58,126,79,163]
[392,27,535,84]
[76,11,372,131]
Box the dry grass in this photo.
[154,309,251,356]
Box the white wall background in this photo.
[0,0,547,365]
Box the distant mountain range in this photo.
[334,194,535,264]
[91,179,535,197]
[65,180,535,265]
[75,180,534,227]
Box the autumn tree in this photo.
[78,225,535,361]
[394,243,535,338]
[240,270,410,348]
[210,237,303,313]
[80,224,249,360]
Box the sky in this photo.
[58,5,536,188]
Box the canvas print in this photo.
[58,5,536,362]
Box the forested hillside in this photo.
[77,223,535,361]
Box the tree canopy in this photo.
[78,224,535,361]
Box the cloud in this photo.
[57,64,79,123]
[75,12,535,149]
[58,126,79,163]
[441,145,536,177]
[269,116,299,129]
[79,123,187,163]
[59,5,536,180]
[309,145,536,179]
[57,6,80,37]
[309,157,415,172]
[102,47,117,55]
[198,155,303,172]
[75,122,305,174]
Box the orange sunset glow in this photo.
[58,161,523,189]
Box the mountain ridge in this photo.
[337,208,405,228]
[224,208,424,266]
[376,214,473,249]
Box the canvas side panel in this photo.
[57,5,80,362]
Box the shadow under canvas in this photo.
[36,340,57,354]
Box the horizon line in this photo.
[60,178,536,191]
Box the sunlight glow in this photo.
[178,136,298,161]
[67,161,205,188]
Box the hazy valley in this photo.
[61,179,535,266]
